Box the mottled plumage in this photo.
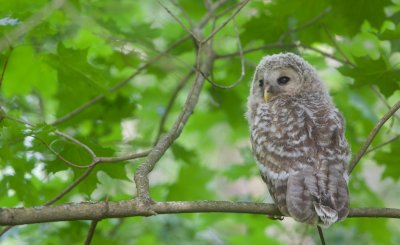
[247,53,349,226]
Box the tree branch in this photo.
[348,100,400,174]
[154,71,195,143]
[133,41,215,199]
[1,201,399,226]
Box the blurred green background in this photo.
[1,0,400,244]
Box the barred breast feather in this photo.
[250,94,349,226]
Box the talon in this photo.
[267,215,284,221]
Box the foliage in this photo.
[1,0,400,244]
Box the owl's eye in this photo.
[277,76,290,85]
[259,79,264,87]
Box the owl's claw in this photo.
[267,215,284,221]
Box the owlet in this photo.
[247,53,349,226]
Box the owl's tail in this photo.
[313,200,338,227]
[286,166,349,227]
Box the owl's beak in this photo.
[263,84,272,101]
[263,88,269,101]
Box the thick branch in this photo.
[1,201,399,226]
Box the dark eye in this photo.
[259,79,264,87]
[277,76,290,85]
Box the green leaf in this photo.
[338,57,400,97]
[167,144,215,200]
[224,148,258,181]
[2,46,58,98]
[374,140,400,180]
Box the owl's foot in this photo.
[267,215,284,221]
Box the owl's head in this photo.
[250,52,326,102]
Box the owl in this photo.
[247,53,349,226]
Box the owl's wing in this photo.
[286,107,349,226]
[253,103,317,216]
[316,109,349,222]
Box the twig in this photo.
[365,135,400,155]
[44,150,150,205]
[158,1,200,42]
[0,226,12,237]
[216,42,299,58]
[371,85,392,109]
[233,17,245,78]
[0,48,12,88]
[216,42,353,66]
[299,44,352,65]
[322,25,354,67]
[1,201,400,226]
[54,130,96,157]
[4,115,35,127]
[278,7,331,42]
[84,220,99,245]
[214,1,244,19]
[207,17,245,89]
[203,0,213,12]
[162,52,215,84]
[50,95,104,126]
[202,0,250,44]
[43,166,96,206]
[348,100,400,174]
[209,17,218,83]
[171,0,194,28]
[371,85,400,123]
[96,151,151,163]
[32,135,90,169]
[154,71,194,143]
[5,115,150,168]
[197,0,228,28]
[37,136,150,168]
